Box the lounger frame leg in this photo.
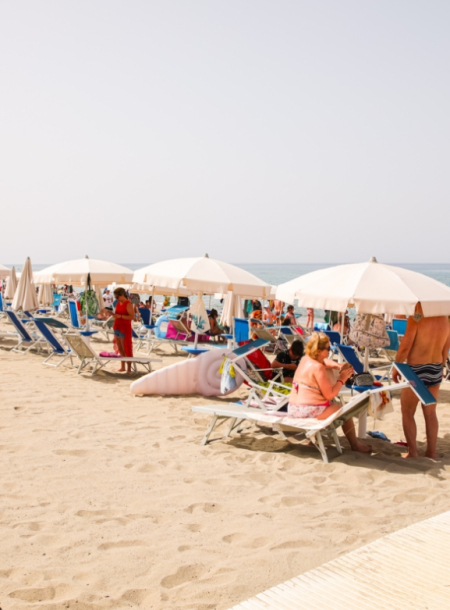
[200,415,219,445]
[331,426,342,454]
[311,431,329,464]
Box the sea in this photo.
[8,262,450,321]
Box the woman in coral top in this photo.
[113,287,134,374]
[289,332,371,453]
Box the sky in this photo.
[1,1,450,265]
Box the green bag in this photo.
[80,290,100,316]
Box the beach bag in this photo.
[349,314,389,348]
[80,290,100,316]
[190,295,210,334]
[219,358,237,394]
[350,372,376,387]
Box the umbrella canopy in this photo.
[12,257,38,311]
[0,263,11,280]
[276,257,450,318]
[34,257,133,287]
[220,291,244,327]
[38,283,54,306]
[133,255,271,298]
[4,266,18,299]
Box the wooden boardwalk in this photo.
[228,510,450,609]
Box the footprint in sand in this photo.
[76,509,115,520]
[53,449,91,457]
[160,564,205,589]
[9,586,55,602]
[271,539,312,550]
[393,492,427,503]
[185,503,221,514]
[98,540,147,551]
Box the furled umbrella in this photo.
[38,283,54,306]
[12,257,38,312]
[0,263,11,280]
[4,266,18,299]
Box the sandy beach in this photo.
[1,328,450,610]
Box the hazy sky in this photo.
[1,1,449,264]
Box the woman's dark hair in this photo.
[114,287,127,298]
[209,308,218,318]
[290,340,304,358]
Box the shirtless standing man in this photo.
[392,304,450,459]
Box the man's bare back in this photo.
[396,314,450,365]
[393,305,450,459]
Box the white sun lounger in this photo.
[192,367,434,463]
[192,390,378,462]
[64,333,161,376]
[228,509,450,609]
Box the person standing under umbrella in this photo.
[113,287,134,374]
[392,303,450,459]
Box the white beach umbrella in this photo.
[276,257,450,318]
[38,283,54,306]
[34,257,133,287]
[4,266,18,299]
[12,257,38,311]
[220,291,244,327]
[133,254,271,298]
[0,263,11,280]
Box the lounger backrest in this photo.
[52,294,62,306]
[386,330,399,352]
[324,330,341,345]
[234,318,249,343]
[64,333,96,359]
[68,300,81,328]
[0,293,3,312]
[231,338,270,359]
[279,326,293,335]
[393,363,436,406]
[170,319,191,337]
[5,310,33,342]
[139,307,151,325]
[253,328,277,343]
[392,318,407,336]
[34,320,65,354]
[336,344,364,374]
[314,322,330,331]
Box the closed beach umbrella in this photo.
[133,254,271,298]
[220,291,244,328]
[12,257,38,311]
[94,285,105,310]
[34,257,133,287]
[38,283,53,306]
[276,257,450,318]
[4,266,18,299]
[0,263,11,280]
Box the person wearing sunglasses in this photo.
[288,332,371,453]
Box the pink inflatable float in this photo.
[130,348,247,397]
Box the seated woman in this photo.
[281,304,297,326]
[208,309,225,341]
[288,332,371,453]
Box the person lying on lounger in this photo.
[288,332,371,453]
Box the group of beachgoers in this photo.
[64,286,450,460]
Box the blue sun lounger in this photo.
[5,310,47,354]
[67,300,98,337]
[33,319,74,367]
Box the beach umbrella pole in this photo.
[357,348,371,438]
